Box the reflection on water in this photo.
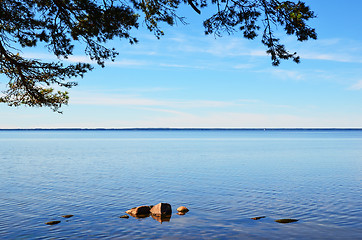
[0,130,361,239]
[127,213,172,223]
[151,214,171,223]
[125,209,173,223]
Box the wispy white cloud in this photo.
[65,55,93,63]
[108,59,148,66]
[164,34,362,65]
[65,56,148,67]
[294,37,362,63]
[314,38,342,46]
[70,91,258,109]
[116,87,178,93]
[133,107,188,115]
[274,69,304,80]
[201,40,267,58]
[233,64,255,69]
[301,52,362,63]
[159,63,205,69]
[348,80,362,90]
[22,52,148,66]
[129,111,355,128]
[168,37,187,43]
[20,35,362,68]
[2,103,362,128]
[71,94,164,106]
[159,34,267,58]
[259,68,304,81]
[23,52,57,60]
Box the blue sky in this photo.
[1,1,362,128]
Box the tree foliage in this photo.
[0,0,317,112]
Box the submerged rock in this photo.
[119,215,129,219]
[61,215,73,218]
[275,219,299,223]
[45,220,61,225]
[251,216,266,220]
[150,203,172,216]
[176,206,189,213]
[126,206,151,216]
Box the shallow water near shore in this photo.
[0,129,361,239]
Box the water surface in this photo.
[0,129,361,239]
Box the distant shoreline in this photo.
[1,128,362,131]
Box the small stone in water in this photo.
[61,215,74,218]
[45,221,61,225]
[251,216,266,220]
[120,215,129,219]
[275,219,299,223]
[176,206,189,213]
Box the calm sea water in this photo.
[0,129,361,239]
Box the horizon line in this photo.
[1,128,362,131]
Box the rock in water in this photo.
[251,216,265,220]
[150,203,172,216]
[61,215,73,218]
[275,219,299,223]
[119,215,129,219]
[125,206,151,216]
[45,221,61,225]
[177,206,189,213]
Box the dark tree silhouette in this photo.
[0,0,317,112]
